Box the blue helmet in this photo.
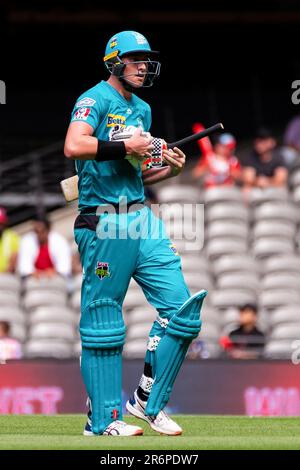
[103,31,160,88]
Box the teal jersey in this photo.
[70,81,152,209]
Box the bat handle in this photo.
[167,122,224,149]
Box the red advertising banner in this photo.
[1,360,300,416]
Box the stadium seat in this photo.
[213,255,259,277]
[70,290,81,311]
[252,238,294,259]
[248,187,289,207]
[183,272,213,292]
[127,323,152,340]
[290,168,300,188]
[128,278,141,290]
[206,239,247,261]
[0,307,25,325]
[260,290,300,310]
[73,341,82,357]
[204,186,243,206]
[217,272,259,293]
[252,221,296,241]
[123,288,147,310]
[201,307,221,326]
[254,202,299,224]
[73,273,83,291]
[24,275,68,293]
[23,290,68,310]
[263,255,300,275]
[180,256,210,273]
[126,306,157,325]
[10,323,26,342]
[25,339,74,359]
[157,185,202,203]
[264,340,294,359]
[210,289,257,310]
[207,221,248,241]
[0,291,20,307]
[0,274,21,292]
[206,204,248,224]
[28,306,77,326]
[269,324,300,341]
[269,305,300,328]
[29,323,76,342]
[199,323,220,341]
[123,339,147,358]
[262,273,300,291]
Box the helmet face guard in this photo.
[104,53,161,88]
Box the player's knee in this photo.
[80,298,126,349]
[166,290,207,340]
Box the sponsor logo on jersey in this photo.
[95,261,111,280]
[107,114,126,127]
[169,243,179,256]
[75,97,96,108]
[73,107,91,120]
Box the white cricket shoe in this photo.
[126,390,182,436]
[83,415,143,436]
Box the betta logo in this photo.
[0,80,6,104]
[107,114,126,127]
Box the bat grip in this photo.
[167,123,224,149]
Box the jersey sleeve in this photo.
[70,92,103,131]
[144,104,152,132]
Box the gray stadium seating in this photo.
[252,221,296,241]
[29,323,76,342]
[25,339,73,359]
[252,238,294,259]
[207,221,248,240]
[206,239,247,260]
[210,289,257,310]
[204,186,243,206]
[248,187,289,206]
[23,290,68,310]
[157,185,202,203]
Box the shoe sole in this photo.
[83,427,143,437]
[126,400,182,436]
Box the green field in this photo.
[1,415,300,450]
[0,415,300,450]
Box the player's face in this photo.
[122,54,148,87]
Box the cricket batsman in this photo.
[64,30,207,436]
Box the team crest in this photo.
[95,262,111,280]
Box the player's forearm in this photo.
[64,134,98,160]
[143,166,173,185]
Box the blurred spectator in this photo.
[17,215,71,278]
[0,321,22,361]
[220,304,265,359]
[187,337,210,359]
[192,123,241,188]
[241,127,288,191]
[72,250,82,275]
[0,207,20,273]
[282,115,300,167]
